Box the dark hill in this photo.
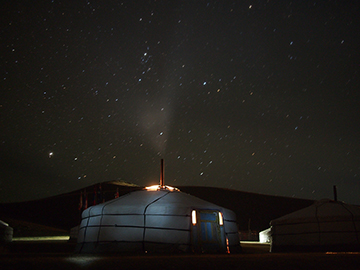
[0,182,142,232]
[0,183,314,237]
[178,186,314,231]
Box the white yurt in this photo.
[259,227,272,244]
[0,220,13,243]
[270,199,360,252]
[76,185,240,254]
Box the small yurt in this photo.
[259,228,271,244]
[76,184,240,254]
[270,199,360,252]
[0,220,13,243]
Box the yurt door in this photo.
[191,210,226,253]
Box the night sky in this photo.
[1,1,359,204]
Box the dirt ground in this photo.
[1,241,360,270]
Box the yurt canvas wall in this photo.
[270,199,360,252]
[76,187,240,253]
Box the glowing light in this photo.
[13,236,70,241]
[165,186,176,191]
[145,185,179,191]
[226,237,230,253]
[145,185,160,191]
[192,210,197,225]
[218,212,224,226]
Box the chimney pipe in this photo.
[333,185,337,201]
[160,159,164,187]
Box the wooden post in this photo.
[333,185,337,201]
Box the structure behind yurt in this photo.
[270,199,360,252]
[76,186,240,253]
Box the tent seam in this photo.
[142,191,170,252]
[341,203,360,244]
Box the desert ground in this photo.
[1,241,360,270]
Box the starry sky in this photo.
[1,1,359,204]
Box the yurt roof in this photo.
[0,220,9,228]
[82,185,234,218]
[271,199,360,225]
